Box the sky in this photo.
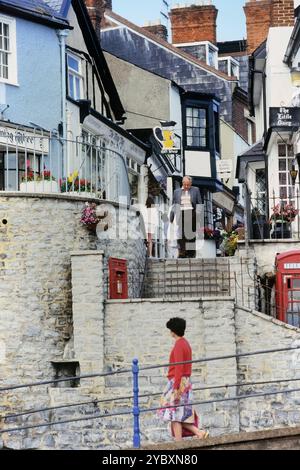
[113,0,247,42]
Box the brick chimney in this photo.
[244,0,295,54]
[85,0,112,36]
[271,0,294,27]
[142,22,168,42]
[170,3,218,45]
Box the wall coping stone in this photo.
[0,192,139,213]
[105,296,235,304]
[238,239,300,245]
[71,251,104,256]
[141,426,300,451]
[236,304,300,333]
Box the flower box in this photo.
[20,180,59,193]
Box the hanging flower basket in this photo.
[80,202,100,232]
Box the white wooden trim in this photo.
[0,14,18,86]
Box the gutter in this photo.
[284,17,300,66]
[0,4,72,29]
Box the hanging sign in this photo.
[153,126,180,155]
[269,107,300,128]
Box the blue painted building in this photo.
[0,0,68,130]
[0,0,148,203]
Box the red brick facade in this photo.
[170,5,218,44]
[232,93,248,142]
[142,24,168,42]
[271,0,294,27]
[244,0,294,54]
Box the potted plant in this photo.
[270,203,298,239]
[20,169,59,193]
[80,202,101,232]
[60,177,92,195]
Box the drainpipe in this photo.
[252,69,269,223]
[57,30,69,180]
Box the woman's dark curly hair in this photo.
[166,317,186,337]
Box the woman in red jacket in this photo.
[158,317,209,441]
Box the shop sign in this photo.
[0,125,49,153]
[269,107,300,128]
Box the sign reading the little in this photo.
[269,107,300,128]
[0,125,49,153]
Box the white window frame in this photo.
[0,15,18,86]
[173,40,219,69]
[67,52,84,101]
[218,56,240,79]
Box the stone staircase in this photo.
[142,258,231,299]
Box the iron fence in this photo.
[1,346,300,449]
[249,191,300,240]
[0,132,130,203]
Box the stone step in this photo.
[144,273,230,279]
[143,289,230,299]
[144,283,230,292]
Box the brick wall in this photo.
[244,0,273,54]
[85,0,112,35]
[232,94,249,142]
[142,24,168,42]
[244,0,295,54]
[170,5,218,45]
[271,0,294,27]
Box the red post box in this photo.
[109,258,128,299]
[275,250,300,327]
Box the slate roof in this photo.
[236,141,265,181]
[103,10,237,82]
[0,0,69,26]
[44,0,64,12]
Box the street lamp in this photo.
[291,67,300,107]
[290,159,298,185]
[291,67,300,87]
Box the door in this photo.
[285,275,300,327]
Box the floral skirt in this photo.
[158,377,197,427]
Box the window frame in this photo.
[0,15,17,86]
[278,142,295,202]
[185,104,209,150]
[217,56,240,79]
[67,52,84,101]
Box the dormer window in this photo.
[173,40,218,69]
[218,56,240,79]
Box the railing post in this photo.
[132,358,140,449]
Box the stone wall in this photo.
[229,256,257,310]
[104,297,239,446]
[0,194,146,450]
[95,201,146,298]
[237,239,300,275]
[235,306,300,432]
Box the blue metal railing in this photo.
[1,345,300,448]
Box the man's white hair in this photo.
[183,175,192,183]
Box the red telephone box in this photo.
[108,258,128,299]
[275,250,300,327]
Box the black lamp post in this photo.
[290,158,299,186]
